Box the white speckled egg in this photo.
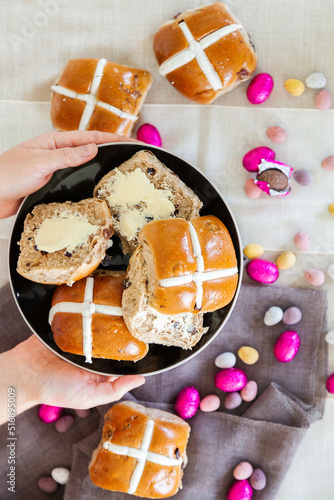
[305,72,327,89]
[325,330,334,345]
[264,306,283,326]
[51,467,70,485]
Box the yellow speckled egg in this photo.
[244,243,264,260]
[276,251,296,269]
[238,346,259,365]
[328,203,334,216]
[284,79,305,97]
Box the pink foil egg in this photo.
[246,259,279,284]
[175,386,200,419]
[315,89,332,110]
[244,179,262,199]
[326,373,334,394]
[247,73,274,105]
[305,269,325,286]
[274,330,300,363]
[38,404,64,423]
[242,146,276,172]
[136,123,162,147]
[227,479,253,500]
[215,368,248,392]
[200,394,220,412]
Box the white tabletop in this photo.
[0,1,333,497]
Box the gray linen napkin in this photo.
[0,283,328,500]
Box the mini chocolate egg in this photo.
[284,79,305,96]
[282,307,302,325]
[38,476,58,494]
[255,159,293,196]
[75,409,91,418]
[215,352,236,369]
[264,306,284,326]
[227,479,253,500]
[233,462,253,481]
[327,264,334,280]
[55,415,74,433]
[242,146,276,172]
[245,178,262,199]
[325,330,334,345]
[293,231,311,251]
[241,381,258,402]
[136,123,162,147]
[238,346,259,365]
[215,368,248,392]
[293,169,313,186]
[266,126,287,143]
[250,469,267,490]
[315,90,332,110]
[257,168,289,191]
[326,373,334,394]
[274,330,300,363]
[276,251,296,270]
[38,405,63,424]
[246,259,279,284]
[51,467,70,485]
[305,72,327,89]
[321,156,334,171]
[329,203,334,216]
[224,392,243,410]
[247,73,274,104]
[305,269,325,286]
[200,394,220,412]
[243,243,264,260]
[175,386,200,419]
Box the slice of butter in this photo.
[107,168,174,241]
[35,213,99,253]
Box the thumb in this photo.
[36,143,98,173]
[94,375,145,405]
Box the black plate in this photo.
[9,143,242,376]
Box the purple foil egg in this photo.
[242,146,276,172]
[274,331,300,363]
[175,386,200,419]
[227,479,253,500]
[136,123,162,147]
[38,404,64,423]
[215,368,248,392]
[326,373,334,394]
[247,73,274,105]
[246,259,279,284]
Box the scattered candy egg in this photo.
[246,259,279,284]
[38,405,63,424]
[250,469,267,491]
[305,72,327,89]
[238,346,259,365]
[200,394,220,412]
[136,123,162,147]
[276,251,296,270]
[215,352,236,369]
[282,307,302,325]
[264,306,284,326]
[51,467,70,485]
[233,462,253,481]
[284,79,305,97]
[293,169,313,186]
[326,373,334,394]
[245,178,262,199]
[274,330,300,363]
[241,381,258,402]
[227,479,253,500]
[325,330,334,345]
[327,264,334,280]
[55,415,74,433]
[75,409,91,418]
[38,476,58,494]
[329,203,334,216]
[293,231,311,251]
[305,269,325,286]
[266,126,287,143]
[224,392,243,410]
[243,243,264,260]
[175,386,200,419]
[315,90,332,110]
[215,367,248,392]
[243,146,276,172]
[321,155,334,171]
[247,73,274,104]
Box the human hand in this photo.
[1,335,145,423]
[0,130,135,219]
